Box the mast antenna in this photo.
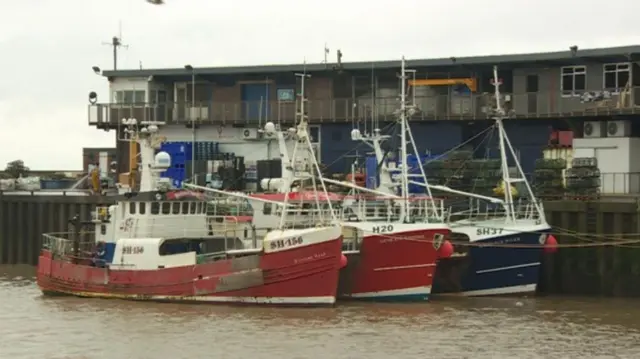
[102,21,129,70]
[323,43,330,68]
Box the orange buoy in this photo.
[339,254,348,268]
[544,234,558,254]
[438,240,454,259]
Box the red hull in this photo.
[338,228,450,301]
[37,237,342,306]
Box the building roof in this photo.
[102,45,640,78]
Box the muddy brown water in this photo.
[1,265,639,359]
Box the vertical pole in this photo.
[400,57,409,223]
[112,37,118,70]
[191,71,196,185]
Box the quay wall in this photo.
[0,193,112,266]
[2,194,640,297]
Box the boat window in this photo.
[139,202,146,215]
[151,202,160,215]
[263,203,272,215]
[196,202,203,214]
[159,239,203,256]
[100,225,106,235]
[162,202,171,214]
[172,202,180,215]
[190,202,196,214]
[182,202,189,214]
[129,202,136,214]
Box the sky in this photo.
[0,0,639,170]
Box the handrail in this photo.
[87,88,640,126]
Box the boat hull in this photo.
[338,227,449,302]
[37,233,343,306]
[433,230,549,297]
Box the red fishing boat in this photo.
[36,117,344,306]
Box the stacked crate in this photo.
[533,158,566,199]
[466,158,502,197]
[565,157,600,198]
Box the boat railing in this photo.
[450,198,544,223]
[41,232,97,262]
[277,206,337,229]
[342,195,445,223]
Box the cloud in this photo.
[0,0,639,169]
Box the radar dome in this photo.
[351,128,362,140]
[154,151,171,170]
[264,122,276,134]
[147,124,159,133]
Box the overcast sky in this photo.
[0,0,639,170]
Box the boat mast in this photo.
[492,66,546,221]
[278,69,336,228]
[403,63,439,221]
[492,66,516,222]
[399,57,410,223]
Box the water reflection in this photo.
[2,265,640,359]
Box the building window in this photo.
[561,66,586,96]
[308,126,320,144]
[603,63,630,93]
[113,90,146,104]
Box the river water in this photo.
[1,265,639,359]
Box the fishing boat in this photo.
[361,65,554,297]
[430,67,553,296]
[36,117,344,306]
[320,57,452,301]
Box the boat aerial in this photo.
[36,94,345,306]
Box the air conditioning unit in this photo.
[606,120,631,137]
[242,128,262,140]
[583,121,605,138]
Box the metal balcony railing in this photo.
[88,88,640,127]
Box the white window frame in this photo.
[560,66,587,97]
[603,62,631,94]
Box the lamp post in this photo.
[184,64,196,184]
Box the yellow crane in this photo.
[408,78,477,92]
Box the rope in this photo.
[346,221,640,249]
[354,230,640,249]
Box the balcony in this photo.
[88,88,640,128]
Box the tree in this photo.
[5,160,29,179]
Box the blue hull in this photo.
[433,230,549,296]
